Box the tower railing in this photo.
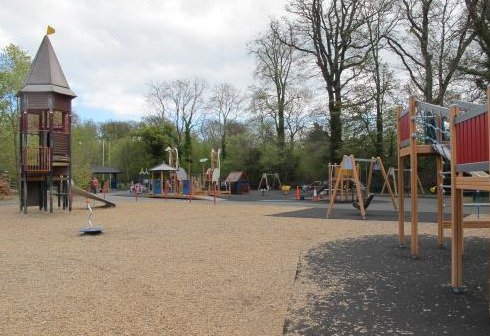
[22,146,51,172]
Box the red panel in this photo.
[456,123,463,164]
[484,113,489,161]
[456,112,489,164]
[471,118,476,162]
[463,121,469,163]
[477,115,484,162]
[455,123,460,163]
[399,114,410,142]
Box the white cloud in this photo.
[0,0,287,120]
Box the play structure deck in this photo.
[397,86,490,291]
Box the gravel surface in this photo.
[0,195,488,335]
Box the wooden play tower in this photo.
[17,33,76,213]
[397,87,490,292]
[396,97,447,256]
[449,87,490,291]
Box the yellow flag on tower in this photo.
[46,25,55,35]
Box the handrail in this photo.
[23,146,51,172]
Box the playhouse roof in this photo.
[226,171,247,182]
[91,166,122,174]
[150,162,177,172]
[18,35,76,97]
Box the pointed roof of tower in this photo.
[18,35,76,97]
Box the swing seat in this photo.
[79,226,103,234]
[352,193,375,210]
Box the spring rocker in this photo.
[326,155,397,219]
[79,198,103,234]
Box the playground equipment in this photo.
[397,95,490,253]
[328,163,356,202]
[18,33,75,213]
[381,167,424,196]
[327,155,397,219]
[71,183,116,208]
[449,90,490,291]
[225,171,250,194]
[79,201,103,234]
[257,173,282,191]
[397,87,490,291]
[203,148,230,197]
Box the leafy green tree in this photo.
[138,121,178,166]
[71,121,101,187]
[111,136,151,184]
[296,123,330,182]
[0,44,31,183]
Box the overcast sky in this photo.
[0,0,288,122]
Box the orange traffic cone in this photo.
[295,186,300,200]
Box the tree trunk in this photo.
[329,93,342,164]
[221,132,226,160]
[277,103,285,148]
[183,125,192,160]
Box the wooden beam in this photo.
[351,155,366,220]
[450,105,464,290]
[409,96,419,257]
[437,156,444,247]
[454,177,490,190]
[443,220,490,229]
[399,147,411,157]
[416,145,435,154]
[398,156,405,246]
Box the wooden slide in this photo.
[71,184,116,208]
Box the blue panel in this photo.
[153,179,161,194]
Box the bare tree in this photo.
[461,0,490,92]
[209,83,245,159]
[145,82,167,122]
[145,78,206,158]
[359,0,397,157]
[386,0,475,104]
[248,21,295,148]
[284,88,313,148]
[275,0,372,163]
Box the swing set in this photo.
[327,155,397,219]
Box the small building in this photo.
[226,171,249,194]
[91,166,122,190]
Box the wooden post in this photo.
[378,158,397,211]
[436,157,444,247]
[392,168,397,195]
[409,96,419,257]
[351,156,366,219]
[450,105,464,290]
[327,157,347,218]
[436,115,445,247]
[23,175,27,214]
[487,85,490,307]
[328,163,333,201]
[366,159,374,196]
[397,106,405,246]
